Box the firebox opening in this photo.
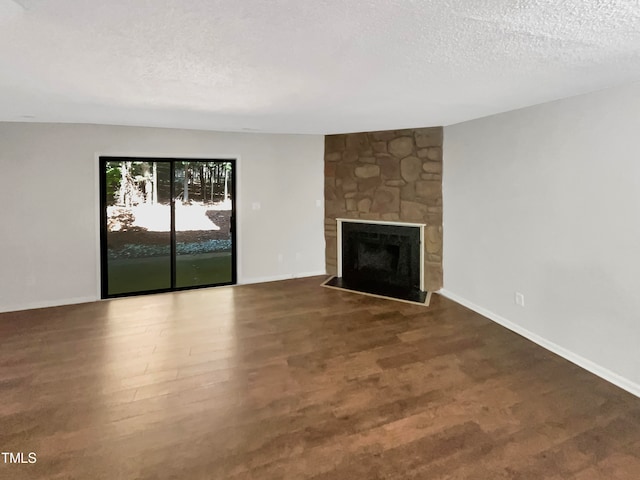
[356,242,400,276]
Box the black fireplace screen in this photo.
[341,222,420,292]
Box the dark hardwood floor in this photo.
[1,276,639,479]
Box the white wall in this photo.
[0,123,325,312]
[443,82,640,395]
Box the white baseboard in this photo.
[295,270,328,278]
[239,270,327,286]
[438,289,640,399]
[0,295,98,314]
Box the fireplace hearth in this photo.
[324,219,428,304]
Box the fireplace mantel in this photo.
[336,218,426,228]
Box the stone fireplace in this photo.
[324,127,443,291]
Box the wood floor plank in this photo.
[1,276,639,479]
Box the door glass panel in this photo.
[174,161,234,288]
[105,160,171,295]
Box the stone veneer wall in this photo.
[324,127,443,291]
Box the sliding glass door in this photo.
[100,157,236,298]
[174,161,234,288]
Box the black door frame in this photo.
[99,156,237,299]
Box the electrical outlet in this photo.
[277,253,283,263]
[252,202,261,210]
[316,199,322,207]
[515,292,525,307]
[295,253,302,261]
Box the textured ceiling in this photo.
[1,0,640,133]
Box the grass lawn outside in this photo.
[107,252,233,295]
